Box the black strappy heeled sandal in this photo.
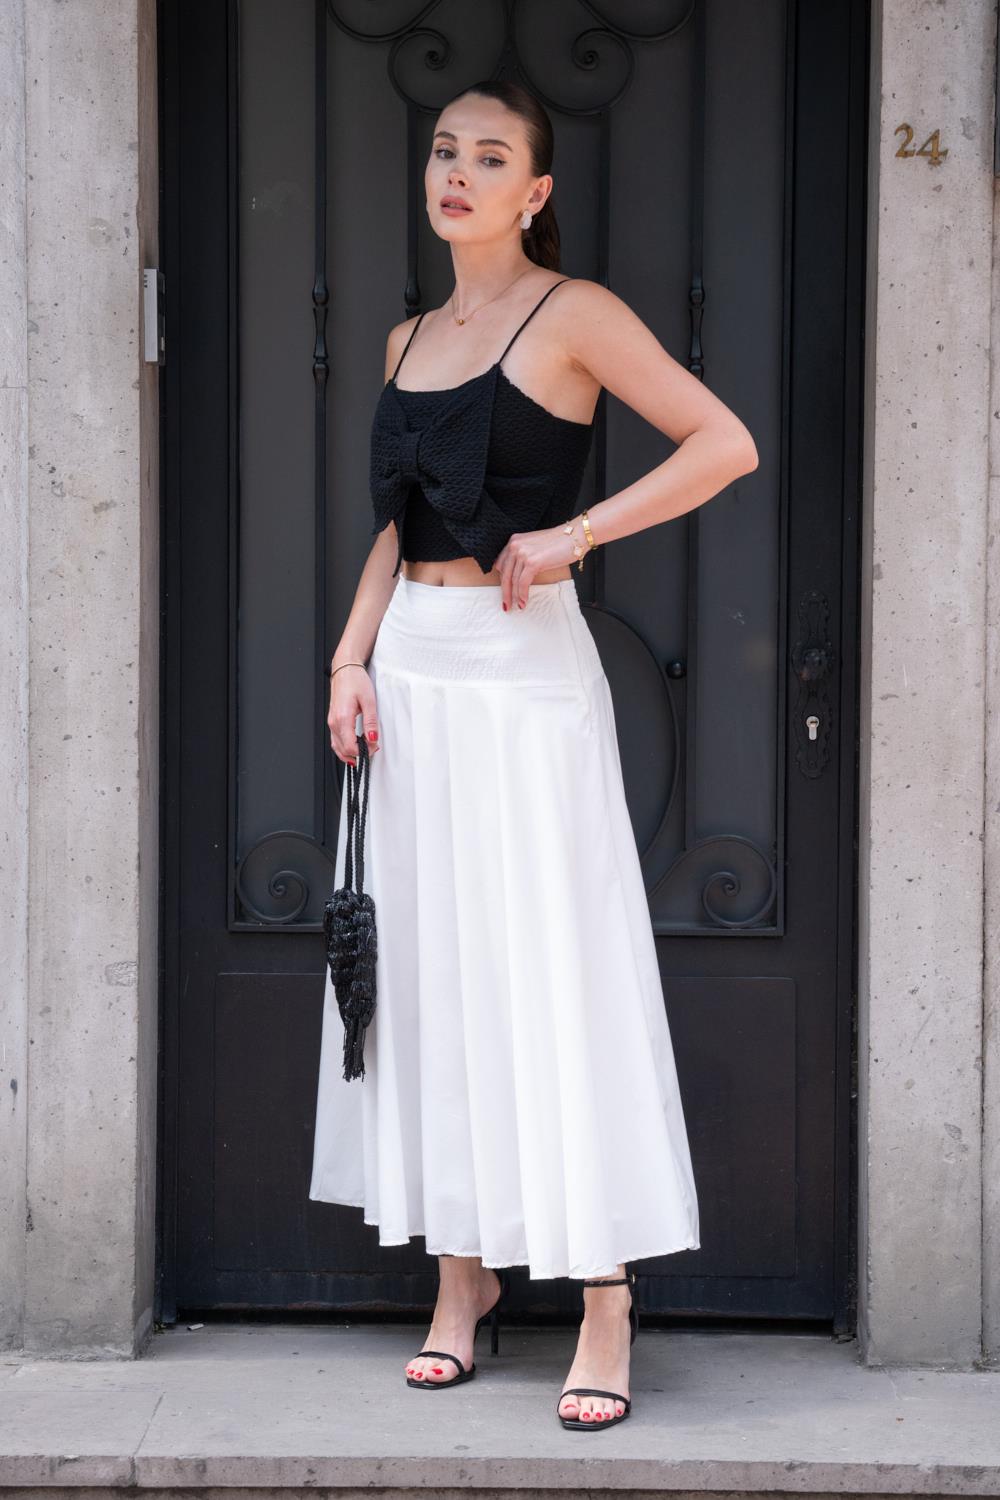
[406,1269,511,1389]
[557,1269,639,1430]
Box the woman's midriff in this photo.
[402,557,572,587]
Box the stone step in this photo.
[1,1323,997,1496]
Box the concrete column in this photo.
[984,71,1000,1370]
[857,0,994,1367]
[0,0,31,1353]
[0,0,159,1356]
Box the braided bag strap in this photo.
[350,734,371,895]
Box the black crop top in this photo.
[369,278,595,576]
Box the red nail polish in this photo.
[367,730,378,741]
[502,601,508,611]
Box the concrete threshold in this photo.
[0,1322,997,1498]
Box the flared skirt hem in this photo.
[307,1194,699,1279]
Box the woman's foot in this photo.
[557,1265,632,1423]
[405,1257,502,1384]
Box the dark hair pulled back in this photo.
[441,79,561,272]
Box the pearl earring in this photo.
[520,209,533,231]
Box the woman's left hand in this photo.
[493,523,576,611]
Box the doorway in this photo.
[159,0,868,1330]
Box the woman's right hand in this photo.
[328,664,380,766]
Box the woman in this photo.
[310,78,758,1431]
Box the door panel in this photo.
[160,0,867,1330]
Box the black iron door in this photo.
[160,0,867,1330]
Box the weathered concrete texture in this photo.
[856,0,995,1367]
[0,0,30,1357]
[982,157,1000,1365]
[1,1324,999,1494]
[16,0,159,1355]
[134,0,160,1367]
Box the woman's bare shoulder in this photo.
[383,312,425,382]
[543,277,621,362]
[549,276,617,320]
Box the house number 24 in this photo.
[894,124,948,165]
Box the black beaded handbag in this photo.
[323,733,377,1081]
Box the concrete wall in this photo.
[0,0,159,1356]
[856,0,996,1368]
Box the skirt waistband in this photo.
[395,575,578,603]
[372,574,603,686]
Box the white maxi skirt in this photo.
[309,574,700,1279]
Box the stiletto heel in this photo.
[490,1290,502,1355]
[406,1269,511,1389]
[556,1269,639,1430]
[482,1267,509,1357]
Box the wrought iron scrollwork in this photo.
[235,830,338,926]
[326,0,697,113]
[583,603,777,932]
[647,834,777,928]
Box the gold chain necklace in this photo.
[450,266,534,325]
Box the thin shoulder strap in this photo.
[497,278,572,363]
[390,312,427,382]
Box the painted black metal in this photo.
[312,0,330,871]
[159,0,867,1334]
[835,0,870,1343]
[154,0,171,1334]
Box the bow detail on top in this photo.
[369,365,551,576]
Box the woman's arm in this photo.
[329,525,398,668]
[563,279,759,543]
[327,322,415,763]
[494,279,759,608]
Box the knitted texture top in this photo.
[369,279,595,576]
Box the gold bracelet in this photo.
[327,659,368,678]
[561,510,599,572]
